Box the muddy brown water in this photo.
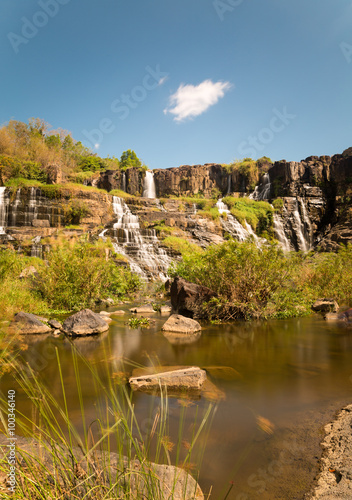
[2,312,352,499]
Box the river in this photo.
[3,312,352,499]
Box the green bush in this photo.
[36,238,140,310]
[222,196,273,235]
[171,240,310,320]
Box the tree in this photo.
[119,149,142,170]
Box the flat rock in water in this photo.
[12,312,51,335]
[62,309,109,336]
[111,310,125,316]
[162,314,201,334]
[129,366,206,392]
[48,319,62,330]
[160,305,172,314]
[130,304,156,313]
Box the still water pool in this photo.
[3,312,352,499]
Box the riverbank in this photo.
[308,404,352,499]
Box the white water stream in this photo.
[111,196,172,279]
[142,171,156,198]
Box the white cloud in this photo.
[164,79,232,122]
[158,76,168,86]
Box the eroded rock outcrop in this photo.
[171,277,216,319]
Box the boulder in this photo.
[48,319,62,330]
[62,309,109,336]
[312,299,339,313]
[12,312,51,335]
[130,304,156,314]
[171,277,216,318]
[31,219,50,228]
[160,305,172,314]
[162,314,201,334]
[0,434,204,500]
[129,366,206,393]
[111,310,125,316]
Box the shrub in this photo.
[35,238,140,310]
[222,196,273,235]
[171,240,310,320]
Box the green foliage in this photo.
[62,199,90,225]
[35,238,141,311]
[120,149,142,170]
[197,207,220,221]
[162,236,203,256]
[128,316,151,328]
[0,155,47,182]
[223,196,273,235]
[272,198,284,212]
[78,155,107,172]
[307,245,352,305]
[171,240,311,320]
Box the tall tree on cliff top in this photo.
[119,150,142,170]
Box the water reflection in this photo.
[2,315,352,498]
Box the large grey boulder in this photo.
[129,366,206,393]
[12,312,51,335]
[162,314,201,334]
[62,309,109,336]
[171,277,216,318]
[130,304,156,313]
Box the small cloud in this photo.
[94,143,100,149]
[164,79,232,122]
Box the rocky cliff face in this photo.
[1,147,352,277]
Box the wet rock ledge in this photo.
[309,404,352,499]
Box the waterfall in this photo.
[227,174,232,195]
[273,214,291,252]
[111,196,173,280]
[249,173,271,201]
[0,187,8,234]
[192,203,197,215]
[25,187,39,226]
[143,171,156,198]
[292,199,312,252]
[122,172,126,192]
[10,189,21,226]
[298,197,313,250]
[216,199,258,242]
[31,235,43,258]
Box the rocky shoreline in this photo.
[307,404,352,499]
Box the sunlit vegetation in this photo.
[171,240,352,321]
[0,238,141,319]
[0,118,144,185]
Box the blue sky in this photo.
[1,0,352,168]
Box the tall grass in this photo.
[0,347,215,499]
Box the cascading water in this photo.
[25,187,39,226]
[298,197,313,250]
[10,189,21,226]
[249,173,271,201]
[227,174,232,195]
[216,199,257,242]
[111,196,173,279]
[31,235,43,258]
[291,199,312,252]
[122,172,126,192]
[0,187,8,234]
[273,214,291,252]
[143,171,156,198]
